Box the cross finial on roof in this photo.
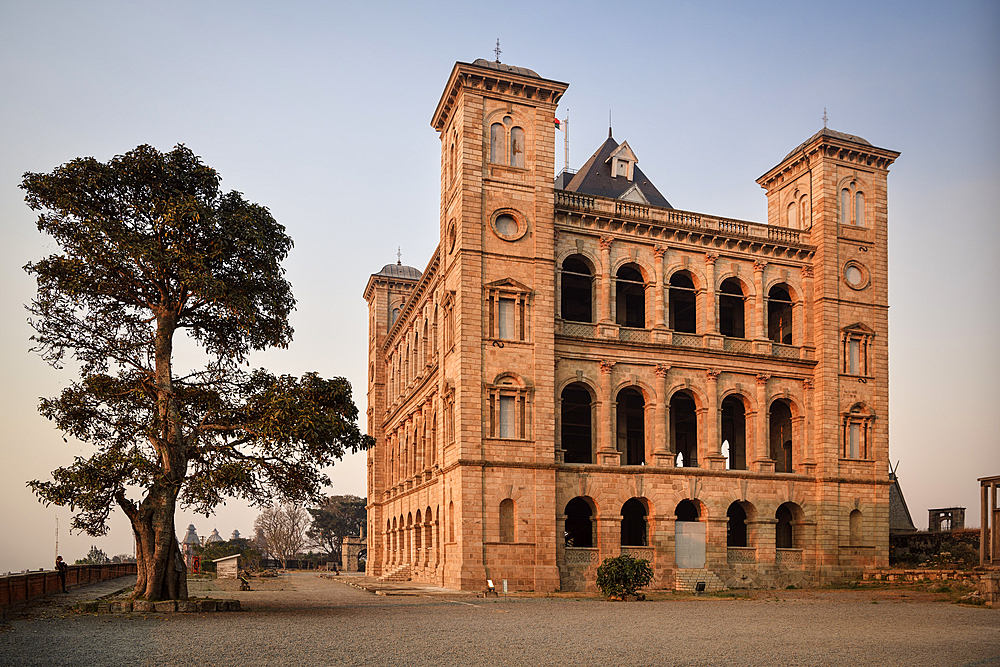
[823,108,828,129]
[609,109,612,138]
[494,39,502,63]
[397,246,402,265]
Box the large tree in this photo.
[22,144,372,601]
[307,494,367,562]
[254,503,310,569]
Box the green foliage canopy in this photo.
[595,554,653,598]
[21,144,372,600]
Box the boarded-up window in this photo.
[499,395,515,438]
[850,509,863,546]
[490,123,504,164]
[855,191,866,227]
[498,298,515,339]
[499,499,515,543]
[510,127,525,168]
[840,188,851,225]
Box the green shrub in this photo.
[595,554,653,598]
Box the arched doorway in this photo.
[674,500,705,568]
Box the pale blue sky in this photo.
[1,1,997,570]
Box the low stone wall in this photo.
[78,598,240,613]
[0,563,137,611]
[890,529,980,566]
[861,568,985,584]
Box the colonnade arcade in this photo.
[384,506,442,572]
[556,244,806,349]
[558,367,807,473]
[558,495,824,567]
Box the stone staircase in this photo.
[379,564,411,582]
[675,568,726,592]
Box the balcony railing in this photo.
[621,546,654,562]
[727,547,757,564]
[556,191,805,246]
[776,548,804,565]
[563,547,600,565]
[619,327,650,343]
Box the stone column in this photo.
[754,373,775,473]
[597,360,621,465]
[705,253,718,333]
[652,363,673,467]
[751,518,777,564]
[704,370,727,469]
[802,265,814,348]
[654,246,666,329]
[753,260,767,341]
[802,379,816,473]
[599,236,613,324]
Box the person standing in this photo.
[55,556,68,593]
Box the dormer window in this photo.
[606,141,638,181]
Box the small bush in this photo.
[595,554,653,599]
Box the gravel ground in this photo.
[1,573,998,666]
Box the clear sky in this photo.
[1,1,997,572]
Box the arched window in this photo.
[616,387,645,465]
[561,255,593,323]
[499,499,515,543]
[675,499,699,522]
[787,200,798,229]
[414,509,422,552]
[770,400,793,473]
[718,278,745,338]
[849,509,863,547]
[490,123,504,164]
[721,395,746,470]
[565,497,593,547]
[616,264,645,328]
[767,285,793,344]
[840,188,851,225]
[621,498,648,546]
[775,504,794,549]
[669,272,696,333]
[671,392,698,467]
[855,191,865,228]
[390,307,400,329]
[727,502,748,547]
[561,383,593,464]
[510,127,525,168]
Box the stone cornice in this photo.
[431,61,568,132]
[757,134,900,190]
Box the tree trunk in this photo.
[129,481,188,601]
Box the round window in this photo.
[491,210,527,241]
[495,214,517,236]
[843,262,868,290]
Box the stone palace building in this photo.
[363,58,899,591]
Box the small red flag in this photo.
[553,118,562,130]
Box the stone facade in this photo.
[363,59,899,591]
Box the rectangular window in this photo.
[849,423,860,458]
[499,395,515,439]
[848,339,860,375]
[498,298,514,340]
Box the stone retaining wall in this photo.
[0,564,137,611]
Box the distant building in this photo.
[365,58,899,591]
[928,507,965,532]
[206,528,224,544]
[181,524,200,572]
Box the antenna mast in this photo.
[564,110,570,175]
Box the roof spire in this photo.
[494,39,502,63]
[397,246,402,265]
[823,107,828,129]
[609,109,612,138]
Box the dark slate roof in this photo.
[561,136,672,208]
[374,262,421,280]
[889,472,918,533]
[783,128,873,161]
[470,59,540,79]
